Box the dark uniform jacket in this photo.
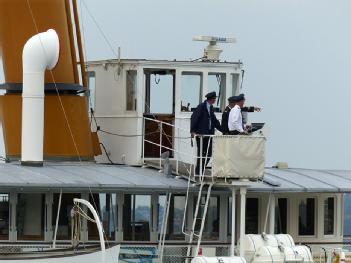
[221,106,231,134]
[191,101,222,135]
[221,105,256,134]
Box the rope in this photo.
[99,129,159,137]
[25,3,120,263]
[75,204,96,223]
[26,0,82,163]
[80,1,118,58]
[240,70,245,90]
[216,74,221,107]
[99,142,114,164]
[71,206,81,247]
[90,108,159,137]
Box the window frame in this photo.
[231,73,240,97]
[193,194,220,241]
[0,193,10,241]
[86,71,96,111]
[207,72,226,112]
[123,194,152,241]
[323,195,337,237]
[179,71,203,113]
[297,196,317,237]
[158,194,186,241]
[125,70,138,112]
[245,196,260,234]
[88,193,117,241]
[274,197,289,234]
[52,193,81,241]
[16,193,45,241]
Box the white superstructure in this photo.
[86,59,243,166]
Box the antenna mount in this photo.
[193,36,236,61]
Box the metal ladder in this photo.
[183,181,213,262]
[158,192,172,263]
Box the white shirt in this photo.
[228,105,244,132]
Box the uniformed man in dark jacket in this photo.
[221,96,237,135]
[190,91,222,175]
[221,94,261,134]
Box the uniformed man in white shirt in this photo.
[228,94,249,135]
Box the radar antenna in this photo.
[193,35,236,61]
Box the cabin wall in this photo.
[253,192,344,255]
[0,190,344,244]
[87,63,143,165]
[0,189,345,260]
[87,60,242,165]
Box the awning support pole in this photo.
[231,186,236,256]
[269,194,275,234]
[239,186,247,257]
[52,189,62,248]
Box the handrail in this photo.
[144,117,189,133]
[142,117,216,175]
[142,117,198,175]
[142,117,265,179]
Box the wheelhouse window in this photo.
[231,73,240,96]
[299,197,315,236]
[246,198,259,234]
[145,69,175,114]
[193,196,219,240]
[0,194,9,240]
[86,71,96,111]
[88,194,116,240]
[17,194,45,240]
[208,73,226,112]
[180,72,202,112]
[324,197,335,235]
[124,194,151,241]
[275,198,287,234]
[158,195,185,240]
[126,70,137,111]
[52,193,80,240]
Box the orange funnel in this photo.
[0,0,100,161]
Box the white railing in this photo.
[142,117,219,180]
[142,117,196,177]
[142,117,266,180]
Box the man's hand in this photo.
[254,107,261,112]
[191,132,197,138]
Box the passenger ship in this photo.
[0,1,350,263]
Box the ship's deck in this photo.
[0,162,349,193]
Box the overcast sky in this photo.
[1,0,351,169]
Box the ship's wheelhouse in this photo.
[86,59,243,165]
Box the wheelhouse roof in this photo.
[85,58,243,68]
[0,163,350,193]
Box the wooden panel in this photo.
[144,115,173,158]
[0,0,78,84]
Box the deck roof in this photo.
[0,163,350,193]
[0,163,191,192]
[255,168,351,193]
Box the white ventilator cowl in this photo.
[21,29,60,165]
